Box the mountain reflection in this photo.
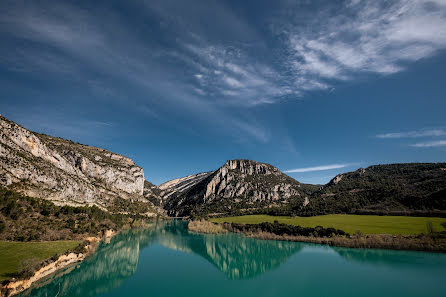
[20,221,304,297]
[19,229,153,297]
[153,221,304,279]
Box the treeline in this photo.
[0,187,144,241]
[224,221,348,238]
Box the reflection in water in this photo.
[20,221,303,297]
[18,221,446,297]
[333,246,446,269]
[19,229,153,297]
[154,221,303,279]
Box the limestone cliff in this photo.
[0,116,158,214]
[163,159,315,217]
[158,171,213,200]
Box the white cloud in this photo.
[285,164,352,173]
[180,41,293,106]
[0,1,274,144]
[411,140,446,147]
[223,76,244,88]
[283,0,446,92]
[376,129,446,138]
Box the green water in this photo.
[18,221,446,297]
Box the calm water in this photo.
[19,221,446,297]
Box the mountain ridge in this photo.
[1,116,445,218]
[162,159,318,217]
[0,115,162,216]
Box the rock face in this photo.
[0,116,157,212]
[159,172,213,200]
[163,159,314,217]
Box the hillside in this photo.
[0,116,162,217]
[298,163,446,216]
[162,159,317,217]
[0,187,129,241]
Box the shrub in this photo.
[18,257,41,278]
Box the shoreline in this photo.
[0,230,117,297]
[236,230,446,253]
[188,221,446,253]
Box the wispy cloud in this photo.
[376,129,446,139]
[0,1,275,143]
[177,42,294,106]
[284,163,353,173]
[280,0,446,93]
[411,140,446,148]
[2,0,446,145]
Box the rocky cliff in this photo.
[158,171,213,200]
[163,159,316,217]
[0,116,159,215]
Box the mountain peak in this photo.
[162,159,309,217]
[222,159,278,175]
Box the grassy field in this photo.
[0,240,81,281]
[211,214,446,235]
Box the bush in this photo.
[18,257,41,278]
[227,222,348,238]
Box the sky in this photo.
[1,0,446,185]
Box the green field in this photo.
[211,214,446,235]
[0,240,81,281]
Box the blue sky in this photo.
[1,0,446,185]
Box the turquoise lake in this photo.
[19,221,446,297]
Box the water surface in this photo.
[19,221,446,297]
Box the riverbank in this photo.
[210,214,446,235]
[222,222,446,253]
[188,220,446,252]
[0,230,116,297]
[0,240,81,281]
[188,220,227,234]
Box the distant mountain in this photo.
[299,163,446,216]
[162,159,317,217]
[158,172,213,200]
[3,115,444,218]
[161,161,446,217]
[0,116,162,216]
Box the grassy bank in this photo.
[223,222,446,252]
[188,220,227,234]
[0,240,81,281]
[211,214,446,235]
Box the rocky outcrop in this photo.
[158,171,213,200]
[0,116,157,213]
[163,159,314,217]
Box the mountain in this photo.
[0,116,161,216]
[158,172,213,200]
[299,163,446,216]
[162,159,318,217]
[161,161,446,218]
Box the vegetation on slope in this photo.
[0,187,147,241]
[298,163,446,216]
[144,180,163,206]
